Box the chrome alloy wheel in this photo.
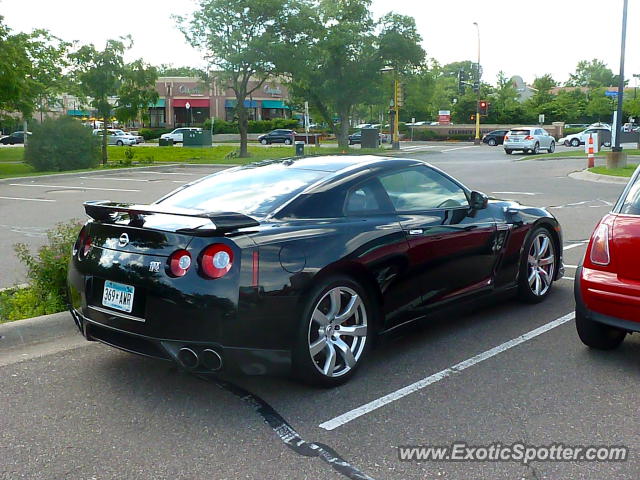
[308,286,368,378]
[527,232,555,296]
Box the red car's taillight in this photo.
[168,249,192,277]
[590,223,610,265]
[200,244,234,279]
[75,226,92,259]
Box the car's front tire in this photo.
[575,310,626,350]
[116,140,123,146]
[517,227,557,303]
[284,139,292,145]
[260,139,268,145]
[293,275,374,387]
[570,138,580,147]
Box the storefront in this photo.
[172,98,210,126]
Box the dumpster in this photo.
[360,128,380,148]
[184,130,212,147]
[159,138,174,147]
[295,141,305,156]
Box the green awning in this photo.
[67,109,90,116]
[261,100,289,109]
[149,98,165,108]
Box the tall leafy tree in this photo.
[71,37,158,165]
[176,0,310,157]
[566,59,620,88]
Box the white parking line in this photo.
[562,276,575,281]
[563,242,588,251]
[492,191,539,196]
[565,264,579,269]
[441,146,478,152]
[318,312,575,431]
[9,184,140,192]
[134,171,203,176]
[79,176,150,182]
[0,196,56,203]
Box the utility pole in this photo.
[393,76,400,150]
[473,22,481,145]
[613,0,628,152]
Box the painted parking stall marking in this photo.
[319,312,575,431]
[9,183,140,193]
[0,196,55,203]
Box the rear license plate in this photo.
[102,280,135,313]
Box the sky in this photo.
[2,0,639,87]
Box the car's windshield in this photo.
[157,165,328,216]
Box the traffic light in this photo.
[470,114,476,121]
[396,82,405,108]
[458,70,466,93]
[478,100,488,116]
[472,80,480,93]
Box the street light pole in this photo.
[613,0,628,152]
[473,22,481,145]
[393,75,400,150]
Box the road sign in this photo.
[185,102,191,109]
[605,91,618,97]
[538,114,545,124]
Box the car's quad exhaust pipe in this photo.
[177,347,223,372]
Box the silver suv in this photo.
[504,127,555,155]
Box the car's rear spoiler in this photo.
[83,201,260,234]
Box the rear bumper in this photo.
[70,308,292,376]
[575,265,640,332]
[504,141,535,150]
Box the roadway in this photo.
[1,143,638,479]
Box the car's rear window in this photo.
[509,129,530,135]
[157,165,327,217]
[617,174,640,215]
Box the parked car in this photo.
[622,123,640,133]
[504,127,556,154]
[127,130,144,144]
[68,156,563,386]
[482,129,509,146]
[348,130,385,145]
[0,131,31,145]
[559,127,611,147]
[575,165,640,350]
[93,129,137,146]
[160,127,202,144]
[257,129,295,145]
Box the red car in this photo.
[575,168,640,349]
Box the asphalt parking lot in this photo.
[1,143,639,479]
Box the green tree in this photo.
[488,71,523,124]
[177,0,309,157]
[530,74,557,105]
[566,59,619,88]
[156,64,208,79]
[70,38,158,165]
[586,88,615,122]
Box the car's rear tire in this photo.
[292,275,374,387]
[531,142,540,154]
[547,141,555,153]
[488,138,497,146]
[505,149,513,155]
[604,141,611,147]
[260,139,268,145]
[116,140,123,146]
[575,310,626,350]
[517,226,557,303]
[570,138,580,147]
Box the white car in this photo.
[160,127,202,144]
[504,127,555,155]
[92,129,137,146]
[559,127,612,147]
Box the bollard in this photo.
[587,134,595,168]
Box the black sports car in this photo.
[68,156,564,386]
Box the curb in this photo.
[568,169,630,184]
[0,163,238,184]
[0,311,77,349]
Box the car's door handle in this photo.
[408,229,423,235]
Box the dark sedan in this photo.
[68,156,564,386]
[482,129,508,146]
[257,129,295,145]
[0,131,31,145]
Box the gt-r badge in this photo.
[149,261,161,273]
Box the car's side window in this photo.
[345,182,382,214]
[378,167,469,212]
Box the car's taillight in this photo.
[75,226,92,259]
[168,249,192,277]
[525,135,534,140]
[590,223,610,266]
[504,135,509,141]
[200,244,234,279]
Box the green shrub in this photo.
[24,117,100,171]
[0,220,83,322]
[138,128,173,140]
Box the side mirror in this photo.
[469,190,488,210]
